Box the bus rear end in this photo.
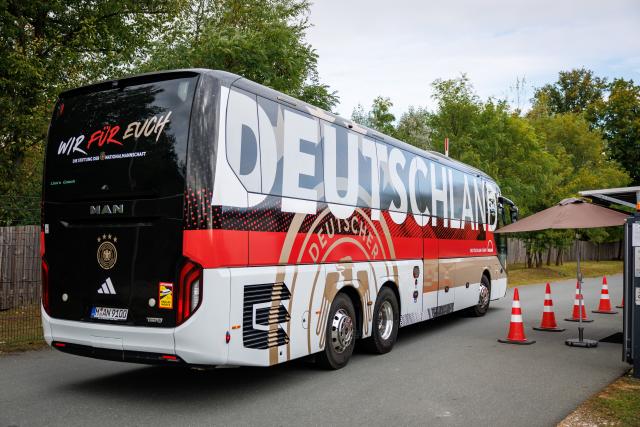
[41,71,228,365]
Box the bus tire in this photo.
[316,293,356,370]
[468,274,491,317]
[364,286,399,354]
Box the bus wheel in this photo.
[364,286,399,354]
[468,275,491,317]
[317,293,356,370]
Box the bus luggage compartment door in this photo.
[42,197,183,329]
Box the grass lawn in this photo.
[0,305,46,354]
[507,260,623,288]
[559,371,640,427]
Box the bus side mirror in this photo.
[510,208,519,223]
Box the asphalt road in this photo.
[0,275,630,427]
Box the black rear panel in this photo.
[43,73,200,328]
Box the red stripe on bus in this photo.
[183,229,248,267]
[184,229,495,269]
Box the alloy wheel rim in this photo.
[331,308,354,354]
[479,283,490,309]
[377,300,394,340]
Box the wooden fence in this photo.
[0,225,41,310]
[506,238,621,265]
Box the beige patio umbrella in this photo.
[496,198,628,348]
[497,198,628,233]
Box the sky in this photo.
[306,0,640,119]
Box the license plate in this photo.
[90,307,128,321]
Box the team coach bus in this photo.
[41,69,517,369]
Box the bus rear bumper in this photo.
[41,305,176,357]
[40,268,231,366]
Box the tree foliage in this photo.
[1,0,184,223]
[533,68,606,121]
[395,107,431,150]
[533,68,640,184]
[351,96,396,136]
[140,0,338,110]
[599,78,640,183]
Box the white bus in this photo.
[41,69,516,369]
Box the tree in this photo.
[1,0,184,224]
[427,75,480,156]
[395,107,431,150]
[140,0,338,111]
[532,68,607,121]
[599,78,640,184]
[532,69,640,184]
[526,107,630,265]
[351,96,396,136]
[351,104,369,127]
[368,96,396,135]
[528,111,629,197]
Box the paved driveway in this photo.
[0,274,629,426]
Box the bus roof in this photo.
[58,68,495,182]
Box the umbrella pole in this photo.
[566,233,598,348]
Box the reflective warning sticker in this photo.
[159,282,173,309]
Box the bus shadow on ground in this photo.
[61,361,310,405]
[393,304,506,345]
[60,305,506,404]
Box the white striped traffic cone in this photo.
[533,283,565,332]
[592,276,618,314]
[498,288,535,345]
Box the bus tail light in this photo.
[42,259,50,314]
[176,259,203,325]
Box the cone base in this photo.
[592,310,618,314]
[564,318,593,322]
[615,305,624,309]
[565,338,598,348]
[533,326,565,332]
[497,338,536,345]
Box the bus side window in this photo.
[282,108,324,207]
[226,87,262,193]
[322,121,358,207]
[410,154,430,220]
[257,96,280,195]
[449,168,465,228]
[256,96,324,210]
[357,135,379,210]
[379,145,412,214]
[429,161,448,221]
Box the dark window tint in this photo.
[44,75,198,201]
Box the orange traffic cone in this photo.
[565,281,593,322]
[498,288,535,345]
[616,296,624,309]
[592,276,618,314]
[533,283,565,332]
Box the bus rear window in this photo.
[44,75,198,201]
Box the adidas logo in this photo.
[97,277,117,295]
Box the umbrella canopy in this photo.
[495,198,628,234]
